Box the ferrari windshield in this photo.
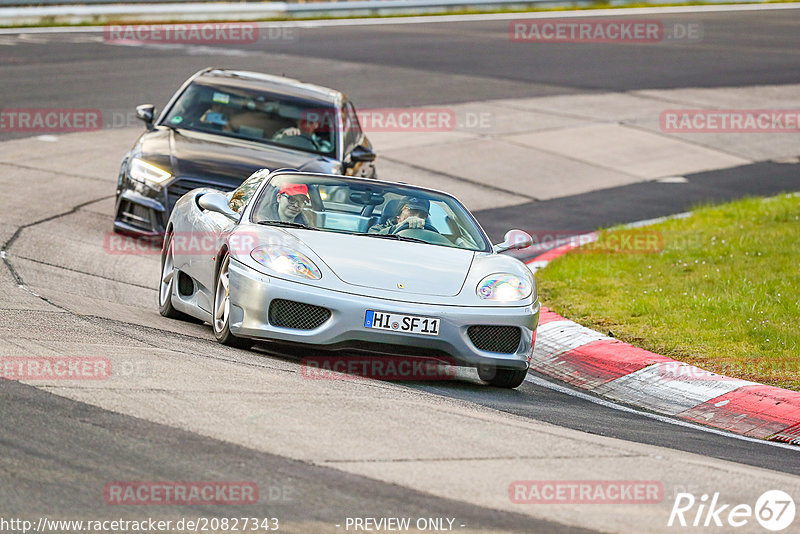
[162,81,337,157]
[250,174,491,252]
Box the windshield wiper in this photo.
[256,220,318,230]
[354,232,428,244]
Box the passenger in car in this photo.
[221,98,293,139]
[198,103,229,129]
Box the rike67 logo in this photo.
[668,490,795,531]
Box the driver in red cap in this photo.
[275,183,311,223]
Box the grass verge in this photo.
[535,193,800,391]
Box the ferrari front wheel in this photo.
[159,232,192,321]
[213,253,254,349]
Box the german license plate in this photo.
[364,310,440,336]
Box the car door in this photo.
[191,169,272,306]
[183,206,237,314]
[190,169,271,309]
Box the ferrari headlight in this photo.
[129,158,172,188]
[477,274,532,302]
[251,246,322,280]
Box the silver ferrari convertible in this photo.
[158,169,539,388]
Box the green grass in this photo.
[536,193,800,391]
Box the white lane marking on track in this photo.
[105,40,253,56]
[525,373,800,451]
[621,211,692,229]
[16,33,51,43]
[0,3,799,34]
[0,34,105,45]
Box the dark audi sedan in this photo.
[114,68,377,236]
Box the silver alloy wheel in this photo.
[159,236,174,307]
[214,256,230,334]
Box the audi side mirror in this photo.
[350,145,376,163]
[136,104,156,131]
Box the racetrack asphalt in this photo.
[2,8,800,533]
[2,8,800,134]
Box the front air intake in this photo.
[268,299,331,330]
[467,325,522,354]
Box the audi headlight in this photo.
[129,158,172,188]
[251,246,322,280]
[477,274,532,302]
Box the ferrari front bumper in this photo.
[227,259,539,370]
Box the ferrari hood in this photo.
[294,231,475,297]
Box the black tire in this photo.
[477,365,528,389]
[158,232,194,321]
[212,253,254,350]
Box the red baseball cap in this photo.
[278,183,309,198]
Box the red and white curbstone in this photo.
[527,240,800,445]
